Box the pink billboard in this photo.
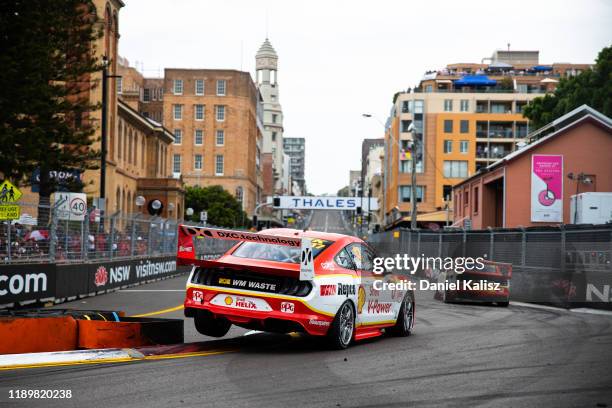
[531,155,563,222]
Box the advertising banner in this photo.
[0,264,56,304]
[531,155,563,222]
[273,196,379,211]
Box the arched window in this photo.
[127,191,132,213]
[116,187,121,212]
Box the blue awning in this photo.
[453,75,497,87]
[532,65,553,71]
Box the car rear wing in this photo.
[464,260,512,279]
[177,225,315,280]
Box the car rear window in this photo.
[232,238,333,264]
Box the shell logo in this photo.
[357,284,366,314]
[224,296,233,305]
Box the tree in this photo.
[185,185,250,228]
[337,185,351,197]
[523,45,612,129]
[0,0,103,223]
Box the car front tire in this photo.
[389,291,414,337]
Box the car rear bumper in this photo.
[184,285,333,336]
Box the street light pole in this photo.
[100,56,108,200]
[410,125,418,230]
[100,55,121,202]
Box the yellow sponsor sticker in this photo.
[219,278,231,285]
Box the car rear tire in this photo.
[389,291,414,337]
[194,310,231,337]
[327,301,355,350]
[497,301,509,307]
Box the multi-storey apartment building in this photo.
[163,69,263,215]
[383,49,591,227]
[283,137,306,195]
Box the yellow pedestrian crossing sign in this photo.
[0,180,22,203]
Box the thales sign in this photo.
[271,196,378,211]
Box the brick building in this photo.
[163,69,264,215]
[453,106,612,229]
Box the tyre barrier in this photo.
[0,309,183,354]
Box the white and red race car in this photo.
[177,226,415,349]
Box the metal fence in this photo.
[1,201,178,264]
[368,225,612,308]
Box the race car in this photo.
[433,260,512,306]
[177,225,415,349]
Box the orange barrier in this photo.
[0,316,78,354]
[0,312,183,354]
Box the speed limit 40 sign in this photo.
[53,192,87,221]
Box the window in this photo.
[460,99,469,112]
[173,79,183,95]
[195,79,204,95]
[272,131,277,141]
[194,104,204,121]
[443,185,453,202]
[194,154,202,170]
[173,129,182,145]
[460,120,469,133]
[194,129,203,145]
[215,155,224,175]
[473,187,479,214]
[143,88,151,102]
[235,186,243,205]
[444,99,453,112]
[334,247,355,270]
[464,191,469,205]
[401,100,412,113]
[444,140,452,153]
[216,129,224,146]
[117,77,122,94]
[216,105,225,121]
[173,104,182,120]
[173,154,181,173]
[443,160,468,178]
[398,186,424,203]
[216,80,226,96]
[272,114,278,123]
[401,120,412,133]
[425,85,433,92]
[444,120,453,133]
[460,140,469,154]
[414,100,424,113]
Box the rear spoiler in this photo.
[177,225,315,280]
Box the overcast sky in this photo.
[119,0,611,195]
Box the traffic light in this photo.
[356,206,362,215]
[273,197,281,207]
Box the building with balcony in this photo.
[382,49,591,228]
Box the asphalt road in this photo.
[1,211,611,408]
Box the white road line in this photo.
[570,308,612,316]
[120,290,185,292]
[510,301,569,312]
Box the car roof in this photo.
[259,228,360,244]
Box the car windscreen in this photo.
[231,238,334,264]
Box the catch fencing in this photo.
[1,200,178,264]
[368,225,612,309]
